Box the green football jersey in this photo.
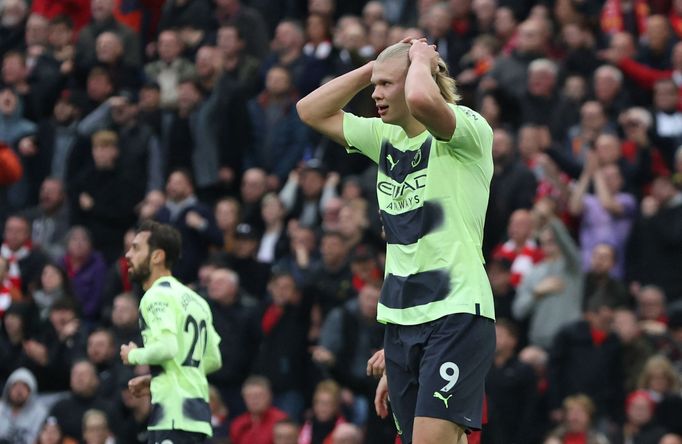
[343,103,495,325]
[128,276,222,435]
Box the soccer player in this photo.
[297,39,495,444]
[120,220,222,444]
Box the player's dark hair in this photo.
[137,220,182,270]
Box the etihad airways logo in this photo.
[377,173,427,199]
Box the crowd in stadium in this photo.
[0,0,681,443]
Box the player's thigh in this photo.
[384,323,423,443]
[414,314,495,431]
[412,416,467,444]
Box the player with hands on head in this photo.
[298,38,495,444]
[120,220,222,444]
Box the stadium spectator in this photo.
[205,267,260,417]
[143,29,195,110]
[280,160,339,228]
[154,169,223,282]
[216,24,262,99]
[67,131,139,263]
[211,0,269,61]
[627,176,682,304]
[22,178,70,260]
[582,243,630,311]
[312,284,383,425]
[31,262,74,321]
[58,226,107,323]
[246,65,308,188]
[0,0,29,59]
[568,156,637,278]
[609,389,667,444]
[159,79,233,199]
[49,360,115,442]
[30,298,86,393]
[81,408,116,444]
[485,319,538,444]
[637,355,682,435]
[76,91,163,197]
[239,167,269,232]
[0,367,48,444]
[86,328,125,402]
[257,193,289,264]
[272,418,300,444]
[548,298,624,426]
[35,415,78,444]
[545,394,609,444]
[1,213,48,296]
[298,380,347,444]
[230,376,288,444]
[613,308,657,392]
[513,217,583,349]
[492,209,543,287]
[484,128,537,255]
[252,271,311,421]
[75,0,141,71]
[108,292,140,348]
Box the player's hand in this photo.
[406,39,438,74]
[367,349,385,377]
[128,374,152,397]
[374,374,389,418]
[120,341,138,365]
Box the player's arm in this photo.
[296,61,374,146]
[404,40,456,141]
[202,322,222,375]
[128,293,179,365]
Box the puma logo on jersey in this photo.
[433,392,452,408]
[387,154,399,171]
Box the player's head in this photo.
[126,220,181,283]
[371,41,459,125]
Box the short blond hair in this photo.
[91,130,118,148]
[376,42,460,104]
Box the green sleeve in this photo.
[129,289,179,365]
[342,112,383,164]
[202,322,222,375]
[128,331,179,365]
[444,104,493,163]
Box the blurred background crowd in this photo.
[0,0,681,443]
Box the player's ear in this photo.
[151,249,166,266]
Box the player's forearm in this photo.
[404,56,441,120]
[297,62,373,125]
[128,332,178,365]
